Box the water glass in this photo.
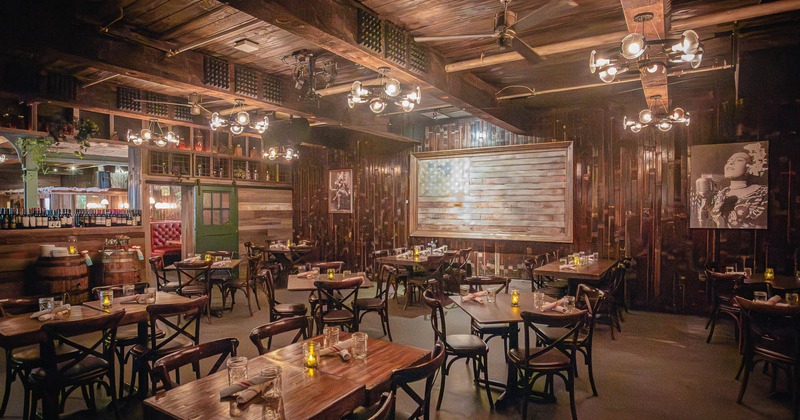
[459,284,470,297]
[533,292,545,310]
[559,258,568,265]
[144,287,157,304]
[352,332,368,360]
[592,252,599,261]
[38,297,54,312]
[259,366,282,400]
[323,326,340,348]
[725,266,735,274]
[122,284,135,296]
[744,268,753,278]
[342,270,352,277]
[565,296,576,312]
[226,356,248,385]
[487,288,497,303]
[753,291,768,302]
[787,293,800,307]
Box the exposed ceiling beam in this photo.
[445,0,800,73]
[620,0,669,106]
[226,0,530,134]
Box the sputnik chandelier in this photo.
[348,67,421,113]
[623,95,690,133]
[127,119,180,147]
[589,12,703,83]
[209,99,270,135]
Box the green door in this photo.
[195,185,238,254]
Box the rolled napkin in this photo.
[36,305,71,321]
[220,375,270,400]
[212,261,231,268]
[31,304,71,319]
[541,298,568,313]
[320,339,353,361]
[269,244,289,251]
[120,294,145,304]
[559,264,577,270]
[765,295,783,305]
[461,290,489,303]
[129,246,144,261]
[396,251,411,259]
[296,270,320,279]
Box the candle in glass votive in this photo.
[511,289,519,307]
[287,239,291,247]
[204,253,212,263]
[765,268,775,280]
[304,342,318,368]
[327,269,335,280]
[100,290,113,309]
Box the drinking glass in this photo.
[323,326,340,348]
[744,268,753,278]
[342,270,352,277]
[787,293,800,307]
[725,266,735,274]
[39,297,54,312]
[753,291,768,302]
[145,287,157,304]
[487,288,497,303]
[533,292,545,310]
[303,342,318,368]
[352,332,368,359]
[459,285,470,297]
[559,258,568,265]
[122,284,135,296]
[565,296,576,312]
[259,366,282,400]
[592,252,599,261]
[226,356,248,385]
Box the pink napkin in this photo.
[541,298,568,313]
[120,295,147,304]
[461,291,488,303]
[296,270,319,279]
[764,295,783,305]
[320,339,353,361]
[220,374,271,403]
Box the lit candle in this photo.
[413,247,420,256]
[305,342,317,368]
[511,289,519,307]
[287,239,291,247]
[765,268,774,281]
[327,269,335,280]
[204,253,212,263]
[100,291,113,309]
[413,255,420,262]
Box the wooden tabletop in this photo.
[375,254,448,269]
[164,259,242,271]
[450,291,561,324]
[144,358,365,420]
[0,305,110,349]
[533,258,617,281]
[265,332,429,403]
[287,274,373,292]
[82,292,192,323]
[745,273,800,290]
[266,245,314,255]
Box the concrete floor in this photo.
[0,279,795,419]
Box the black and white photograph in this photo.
[329,169,353,213]
[690,141,769,229]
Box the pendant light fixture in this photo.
[127,119,180,147]
[623,95,690,133]
[209,99,270,135]
[347,67,421,114]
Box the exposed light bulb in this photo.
[384,78,401,97]
[401,98,415,112]
[166,131,176,142]
[369,98,386,113]
[141,129,152,140]
[0,154,6,163]
[672,108,685,120]
[657,121,673,132]
[268,147,278,161]
[621,33,646,59]
[230,124,244,135]
[236,111,250,125]
[149,197,156,205]
[630,124,642,133]
[155,138,167,147]
[681,30,700,55]
[351,81,362,97]
[639,109,653,124]
[599,68,616,83]
[132,137,143,146]
[285,148,294,161]
[254,116,269,134]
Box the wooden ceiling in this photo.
[1,0,799,136]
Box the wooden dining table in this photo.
[287,273,373,292]
[163,259,242,316]
[451,291,559,410]
[266,245,315,287]
[745,272,800,290]
[143,333,430,419]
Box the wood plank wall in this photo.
[237,186,293,257]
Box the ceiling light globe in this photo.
[690,49,703,69]
[639,109,653,124]
[166,131,176,142]
[657,121,673,132]
[268,148,278,160]
[630,124,642,133]
[384,78,401,97]
[672,107,685,120]
[132,137,143,146]
[347,94,356,108]
[141,129,152,140]
[681,30,700,55]
[413,86,422,104]
[211,112,222,126]
[230,124,244,135]
[621,33,646,59]
[369,98,386,114]
[401,99,415,112]
[155,138,168,147]
[599,68,616,83]
[351,81,362,97]
[236,111,250,125]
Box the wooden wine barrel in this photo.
[34,255,90,304]
[101,250,141,286]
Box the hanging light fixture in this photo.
[623,95,690,133]
[263,145,299,162]
[209,99,270,134]
[0,154,6,163]
[347,67,422,114]
[127,119,180,147]
[589,12,704,84]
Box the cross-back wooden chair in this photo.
[249,316,310,355]
[390,341,446,420]
[173,260,215,323]
[313,277,362,334]
[152,338,239,390]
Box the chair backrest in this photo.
[390,341,446,420]
[519,309,586,366]
[39,310,125,380]
[0,297,42,317]
[576,284,605,340]
[375,265,395,303]
[307,261,345,273]
[706,270,745,303]
[260,268,280,310]
[735,296,800,356]
[152,337,239,390]
[145,296,208,357]
[370,250,391,279]
[173,261,212,294]
[314,277,362,319]
[91,282,150,299]
[149,256,169,288]
[392,247,407,256]
[422,289,448,347]
[206,250,236,260]
[249,316,309,355]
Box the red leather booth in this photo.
[151,221,182,265]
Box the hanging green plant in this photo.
[73,119,99,158]
[16,136,53,174]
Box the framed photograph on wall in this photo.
[690,141,768,229]
[329,169,353,213]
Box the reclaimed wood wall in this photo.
[237,186,293,257]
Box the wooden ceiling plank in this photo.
[620,0,668,106]
[226,0,529,134]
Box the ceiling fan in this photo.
[133,92,228,116]
[414,0,577,64]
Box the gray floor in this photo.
[1,280,795,419]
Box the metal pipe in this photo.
[166,19,262,57]
[80,74,119,89]
[317,79,383,97]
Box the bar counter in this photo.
[0,226,145,298]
